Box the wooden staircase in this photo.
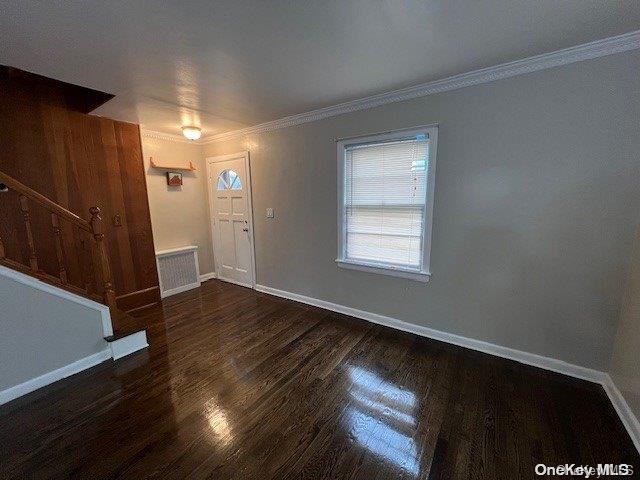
[0,170,134,335]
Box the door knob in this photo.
[242,228,249,232]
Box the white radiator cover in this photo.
[156,246,201,298]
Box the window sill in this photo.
[335,259,431,283]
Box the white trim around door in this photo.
[205,151,257,288]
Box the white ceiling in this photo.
[2,1,639,138]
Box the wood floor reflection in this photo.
[1,280,638,479]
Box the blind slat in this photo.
[344,137,429,269]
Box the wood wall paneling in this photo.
[0,67,159,311]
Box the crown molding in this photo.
[198,29,640,144]
[140,129,196,144]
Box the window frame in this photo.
[335,125,438,283]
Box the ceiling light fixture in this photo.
[182,126,202,140]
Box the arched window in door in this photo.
[217,169,243,190]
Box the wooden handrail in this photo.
[0,171,91,232]
[0,169,119,321]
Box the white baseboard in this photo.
[160,282,201,298]
[255,284,605,383]
[256,283,640,453]
[230,280,255,289]
[0,330,149,406]
[109,331,149,360]
[199,272,217,282]
[602,374,640,454]
[0,348,112,406]
[218,277,255,289]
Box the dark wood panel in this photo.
[0,67,158,310]
[99,118,138,293]
[114,122,159,291]
[0,65,114,113]
[1,280,637,479]
[116,286,161,313]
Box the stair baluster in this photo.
[19,195,39,271]
[0,170,129,328]
[51,213,68,284]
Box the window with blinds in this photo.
[337,127,437,280]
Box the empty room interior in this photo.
[1,1,640,478]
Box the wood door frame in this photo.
[205,151,257,288]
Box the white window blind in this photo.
[343,135,429,270]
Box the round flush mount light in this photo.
[182,126,202,140]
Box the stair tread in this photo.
[104,329,144,342]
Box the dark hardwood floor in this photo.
[1,280,638,479]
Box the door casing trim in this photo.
[205,151,257,288]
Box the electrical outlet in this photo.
[266,208,274,218]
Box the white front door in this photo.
[207,153,256,287]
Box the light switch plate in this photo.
[266,208,274,218]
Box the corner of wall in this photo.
[139,133,215,276]
[606,223,640,453]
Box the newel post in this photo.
[90,206,117,314]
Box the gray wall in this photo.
[609,224,640,419]
[0,272,107,390]
[203,50,640,370]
